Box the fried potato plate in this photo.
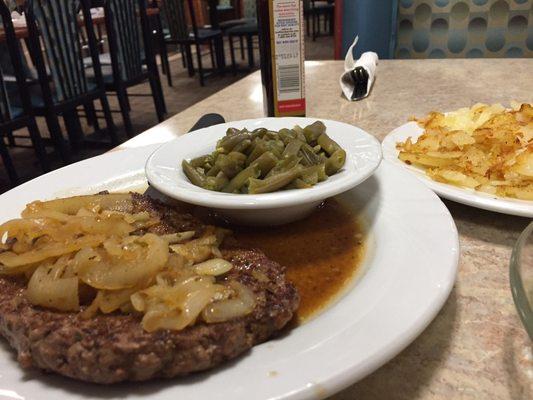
[396,102,533,200]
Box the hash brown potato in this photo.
[396,103,533,200]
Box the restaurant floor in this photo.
[0,35,334,193]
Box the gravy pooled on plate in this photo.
[232,198,365,322]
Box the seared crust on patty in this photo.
[0,195,299,383]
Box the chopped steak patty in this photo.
[0,194,299,384]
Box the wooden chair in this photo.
[161,0,223,86]
[226,21,258,72]
[0,0,49,186]
[96,0,166,137]
[24,0,118,162]
[219,0,254,63]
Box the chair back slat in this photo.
[58,1,86,94]
[105,0,145,82]
[26,0,89,102]
[161,0,190,41]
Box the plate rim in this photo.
[382,121,533,218]
[145,117,383,209]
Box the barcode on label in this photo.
[277,65,300,94]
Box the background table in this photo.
[120,59,533,400]
[0,8,160,42]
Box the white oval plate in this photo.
[0,144,459,400]
[382,121,533,218]
[145,117,382,209]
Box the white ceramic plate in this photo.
[382,121,533,218]
[0,144,459,400]
[145,118,382,225]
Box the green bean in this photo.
[190,155,212,168]
[317,133,341,155]
[277,128,295,144]
[246,140,268,165]
[300,142,321,166]
[316,162,328,181]
[300,165,319,186]
[227,151,247,165]
[292,125,307,143]
[206,164,221,177]
[303,121,326,143]
[250,151,277,177]
[325,149,346,175]
[286,178,312,190]
[215,154,243,178]
[266,139,285,158]
[182,160,206,187]
[231,139,251,154]
[226,127,243,136]
[265,155,300,178]
[208,151,220,168]
[222,165,260,193]
[183,121,346,193]
[282,139,303,158]
[251,128,267,139]
[263,130,279,140]
[248,166,302,194]
[299,163,327,183]
[204,171,229,191]
[216,133,251,153]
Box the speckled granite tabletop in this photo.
[121,59,533,400]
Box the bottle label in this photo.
[269,0,305,117]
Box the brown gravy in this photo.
[232,199,365,322]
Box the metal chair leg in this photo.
[247,34,254,69]
[84,102,100,132]
[115,87,134,138]
[162,46,172,87]
[27,119,50,172]
[146,50,167,121]
[146,51,168,116]
[0,132,19,185]
[229,35,237,75]
[239,36,245,60]
[99,96,119,146]
[83,102,97,127]
[5,130,15,146]
[44,113,71,164]
[195,43,205,86]
[148,75,166,122]
[215,36,226,74]
[63,111,84,153]
[209,40,216,69]
[181,45,187,68]
[157,19,172,87]
[185,44,195,77]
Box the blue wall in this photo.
[341,0,398,59]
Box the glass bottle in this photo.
[256,0,306,117]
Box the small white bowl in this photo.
[145,117,382,226]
